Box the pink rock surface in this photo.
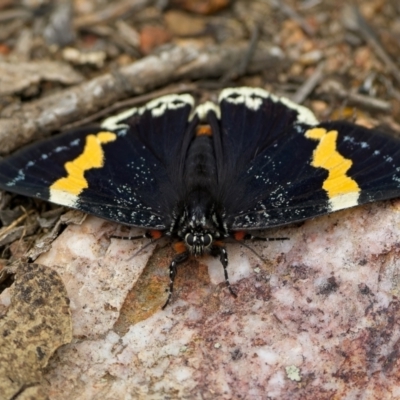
[33,201,400,398]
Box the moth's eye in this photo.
[202,234,212,247]
[185,233,195,246]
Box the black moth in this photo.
[1,87,400,307]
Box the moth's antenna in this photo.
[230,236,289,263]
[232,239,266,263]
[110,233,164,260]
[127,238,163,260]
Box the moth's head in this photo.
[182,207,214,255]
[184,230,213,256]
[174,201,227,256]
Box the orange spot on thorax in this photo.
[196,125,213,136]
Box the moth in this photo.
[1,87,399,306]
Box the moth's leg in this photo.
[234,232,289,242]
[210,243,237,298]
[216,231,289,297]
[162,242,189,309]
[110,230,163,241]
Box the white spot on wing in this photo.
[193,101,221,121]
[144,94,194,117]
[219,87,267,111]
[49,189,78,207]
[101,108,138,131]
[70,139,80,146]
[329,192,360,212]
[219,87,319,126]
[278,96,318,125]
[6,169,25,186]
[101,93,194,130]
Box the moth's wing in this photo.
[209,87,327,229]
[210,87,319,184]
[0,94,196,229]
[217,128,331,229]
[209,87,400,230]
[319,120,400,205]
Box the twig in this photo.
[220,23,261,83]
[73,0,154,29]
[0,42,284,154]
[318,80,392,112]
[0,208,37,246]
[274,0,315,36]
[0,208,34,240]
[0,8,31,22]
[291,61,325,104]
[349,6,400,85]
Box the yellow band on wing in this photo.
[305,127,360,210]
[50,131,117,196]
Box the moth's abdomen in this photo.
[184,135,217,191]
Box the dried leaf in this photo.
[0,263,72,399]
[0,61,83,96]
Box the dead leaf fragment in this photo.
[0,44,10,55]
[62,47,107,68]
[0,263,72,399]
[139,25,172,55]
[0,61,83,97]
[171,0,231,15]
[165,10,207,36]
